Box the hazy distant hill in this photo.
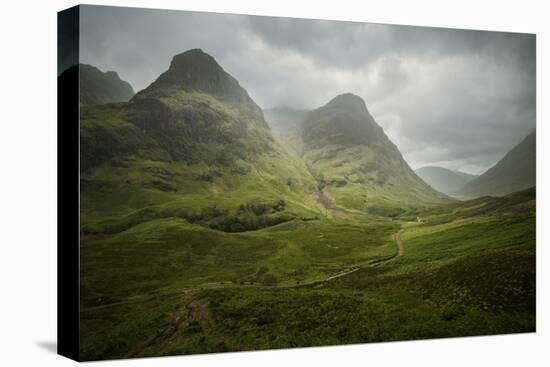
[60,64,135,105]
[457,131,536,198]
[415,166,477,195]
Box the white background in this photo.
[0,0,548,365]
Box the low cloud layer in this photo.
[77,5,536,174]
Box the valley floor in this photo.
[79,189,535,360]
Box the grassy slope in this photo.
[80,214,401,359]
[79,92,398,358]
[304,143,451,214]
[80,188,535,359]
[80,92,322,233]
[154,190,533,356]
[264,96,452,215]
[299,94,452,213]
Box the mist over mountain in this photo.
[456,131,536,198]
[415,166,477,196]
[263,106,309,153]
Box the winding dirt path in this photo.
[82,226,408,314]
[277,225,405,287]
[130,290,241,357]
[124,226,409,356]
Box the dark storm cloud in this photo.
[79,6,249,91]
[78,5,535,174]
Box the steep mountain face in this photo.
[134,49,263,120]
[457,131,536,198]
[415,166,477,196]
[300,93,450,213]
[125,49,273,166]
[79,49,319,234]
[303,94,386,149]
[263,106,309,153]
[77,64,135,105]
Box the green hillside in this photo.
[457,131,535,198]
[80,49,321,238]
[300,94,451,213]
[415,166,477,196]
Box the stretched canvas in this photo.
[58,4,536,361]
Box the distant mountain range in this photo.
[77,48,535,220]
[456,131,535,198]
[415,166,478,196]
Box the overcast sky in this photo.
[78,5,536,174]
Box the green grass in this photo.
[80,189,535,360]
[80,217,398,308]
[303,144,452,212]
[137,205,533,357]
[394,215,534,272]
[78,94,535,360]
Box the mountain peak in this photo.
[327,93,367,110]
[135,49,262,118]
[299,93,449,208]
[153,48,230,92]
[302,93,382,149]
[167,48,220,76]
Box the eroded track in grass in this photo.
[129,290,241,357]
[82,225,409,314]
[125,225,409,357]
[395,228,404,257]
